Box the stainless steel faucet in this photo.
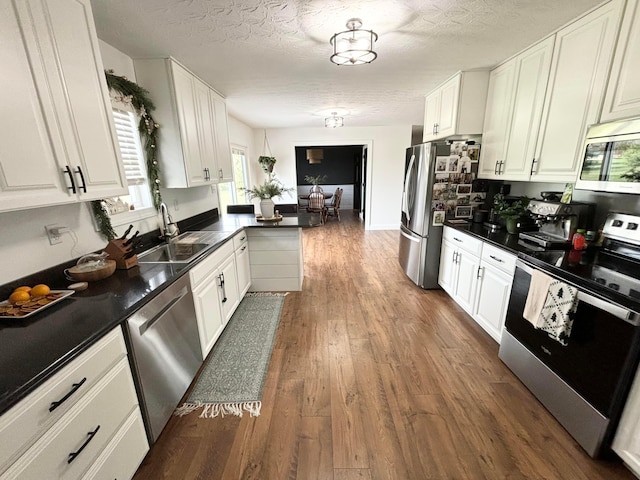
[159,202,179,241]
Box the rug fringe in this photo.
[246,291,288,297]
[174,401,262,418]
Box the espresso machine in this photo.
[519,199,595,249]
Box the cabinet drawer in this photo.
[232,230,248,250]
[0,328,127,472]
[189,240,234,286]
[481,243,516,275]
[443,227,483,256]
[1,358,138,480]
[80,410,148,480]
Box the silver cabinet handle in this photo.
[477,266,483,279]
[530,158,538,176]
[489,254,504,263]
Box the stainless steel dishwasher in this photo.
[125,274,202,443]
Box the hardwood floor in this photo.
[134,212,635,479]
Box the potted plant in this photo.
[493,193,531,234]
[258,156,276,174]
[244,174,293,218]
[304,174,328,193]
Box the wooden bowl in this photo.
[65,260,116,282]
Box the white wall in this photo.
[252,126,412,230]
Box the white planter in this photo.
[260,198,275,218]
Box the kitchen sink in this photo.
[137,242,211,263]
[137,231,232,263]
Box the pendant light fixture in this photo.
[325,112,344,128]
[330,18,378,66]
[306,148,324,164]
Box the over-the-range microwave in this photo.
[576,117,640,194]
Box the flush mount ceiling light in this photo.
[306,148,324,164]
[325,112,344,128]
[330,18,378,66]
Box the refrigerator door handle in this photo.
[400,227,420,243]
[401,153,416,223]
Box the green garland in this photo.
[91,71,163,240]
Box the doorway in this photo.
[294,144,366,216]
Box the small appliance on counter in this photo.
[518,199,595,249]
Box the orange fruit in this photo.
[13,286,31,293]
[30,284,50,298]
[9,291,31,305]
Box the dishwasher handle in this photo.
[138,285,189,336]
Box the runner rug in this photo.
[174,292,286,418]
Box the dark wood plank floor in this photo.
[134,211,634,479]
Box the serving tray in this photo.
[0,290,74,319]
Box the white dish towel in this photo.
[523,269,578,345]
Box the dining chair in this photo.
[325,188,343,222]
[306,191,327,224]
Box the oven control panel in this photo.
[603,212,640,245]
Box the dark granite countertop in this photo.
[444,220,640,314]
[0,210,320,416]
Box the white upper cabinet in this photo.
[422,71,489,142]
[479,36,554,181]
[478,0,623,183]
[531,0,623,182]
[0,0,127,213]
[134,57,233,188]
[601,0,640,122]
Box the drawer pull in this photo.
[489,255,504,263]
[240,236,246,241]
[49,377,87,412]
[67,425,100,464]
[240,245,247,252]
[453,237,462,242]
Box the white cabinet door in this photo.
[423,90,440,141]
[613,364,640,477]
[474,263,513,343]
[219,255,240,324]
[211,92,233,182]
[436,74,460,138]
[601,0,640,122]
[0,0,126,213]
[532,0,623,182]
[453,251,480,315]
[172,63,207,187]
[422,71,489,142]
[192,269,225,358]
[502,36,555,181]
[194,78,217,184]
[438,239,457,296]
[236,243,251,298]
[478,62,517,180]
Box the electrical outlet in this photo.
[45,224,63,245]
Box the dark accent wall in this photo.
[295,145,362,185]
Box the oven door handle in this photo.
[516,259,640,326]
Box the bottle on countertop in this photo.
[572,229,587,250]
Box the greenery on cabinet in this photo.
[91,71,163,240]
[244,174,293,200]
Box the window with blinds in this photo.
[107,108,153,217]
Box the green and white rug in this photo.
[175,292,286,418]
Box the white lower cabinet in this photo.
[474,244,517,343]
[614,364,640,477]
[190,239,240,359]
[234,231,251,297]
[439,227,516,343]
[0,328,148,480]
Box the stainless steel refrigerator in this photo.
[399,142,450,289]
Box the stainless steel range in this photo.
[500,212,640,457]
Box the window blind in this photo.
[113,109,146,186]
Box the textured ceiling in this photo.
[91,0,604,129]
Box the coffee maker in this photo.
[519,199,595,248]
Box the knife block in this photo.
[105,239,138,270]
